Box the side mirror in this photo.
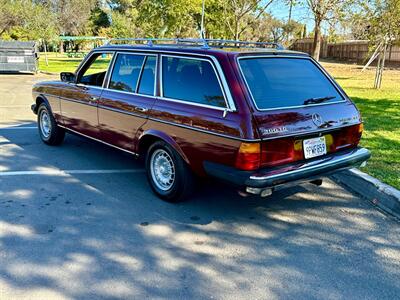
[60,72,76,83]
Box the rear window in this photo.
[238,57,344,110]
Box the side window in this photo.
[78,53,113,87]
[162,56,226,108]
[109,54,145,92]
[138,56,156,96]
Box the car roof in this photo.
[95,44,308,58]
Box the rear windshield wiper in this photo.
[303,96,336,105]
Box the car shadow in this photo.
[1,121,400,299]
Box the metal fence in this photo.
[291,39,400,63]
[0,40,38,73]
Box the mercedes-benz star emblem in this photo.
[312,113,323,126]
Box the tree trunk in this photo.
[234,20,240,40]
[312,21,321,61]
[59,40,64,54]
[288,0,293,24]
[44,41,48,66]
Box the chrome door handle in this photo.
[88,96,98,105]
[136,107,148,113]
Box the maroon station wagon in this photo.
[31,39,370,202]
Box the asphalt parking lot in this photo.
[1,74,400,300]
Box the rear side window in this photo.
[238,57,344,110]
[162,56,226,108]
[138,56,156,95]
[109,54,145,92]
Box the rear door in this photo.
[98,52,157,152]
[148,54,243,171]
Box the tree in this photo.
[350,0,400,88]
[0,0,26,36]
[40,0,96,52]
[305,0,349,60]
[222,0,275,40]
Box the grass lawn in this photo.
[322,61,400,190]
[39,52,83,73]
[38,53,400,189]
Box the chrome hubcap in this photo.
[150,149,175,191]
[39,109,51,138]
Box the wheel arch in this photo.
[34,94,52,114]
[137,130,190,165]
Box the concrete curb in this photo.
[332,168,400,220]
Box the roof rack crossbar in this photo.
[106,38,284,50]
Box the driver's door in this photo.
[60,52,114,139]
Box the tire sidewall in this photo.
[37,104,53,142]
[37,103,64,145]
[146,141,190,202]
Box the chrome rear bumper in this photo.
[204,147,371,194]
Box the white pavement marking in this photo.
[0,127,36,130]
[0,123,36,129]
[0,105,30,108]
[0,169,145,177]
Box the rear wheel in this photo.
[146,141,194,202]
[37,103,65,145]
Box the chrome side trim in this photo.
[58,96,97,107]
[156,96,227,111]
[259,122,361,141]
[147,117,247,141]
[75,84,104,90]
[101,87,157,99]
[159,54,236,111]
[58,125,139,156]
[236,55,347,112]
[97,104,148,119]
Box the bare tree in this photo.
[223,0,275,40]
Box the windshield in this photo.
[238,57,344,110]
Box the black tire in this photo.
[146,141,195,202]
[37,103,65,145]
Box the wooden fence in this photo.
[291,39,400,63]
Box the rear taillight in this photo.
[235,143,261,171]
[331,123,363,151]
[260,139,303,167]
[236,124,363,171]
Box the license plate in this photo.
[303,136,327,159]
[7,56,24,63]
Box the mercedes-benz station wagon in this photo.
[31,39,370,202]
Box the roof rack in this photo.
[106,38,284,50]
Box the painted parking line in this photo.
[0,123,36,130]
[0,105,31,108]
[0,127,37,130]
[0,169,145,177]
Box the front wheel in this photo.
[146,141,195,202]
[37,103,65,145]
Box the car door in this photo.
[97,52,157,152]
[147,54,243,171]
[60,52,114,139]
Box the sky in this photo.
[267,1,324,35]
